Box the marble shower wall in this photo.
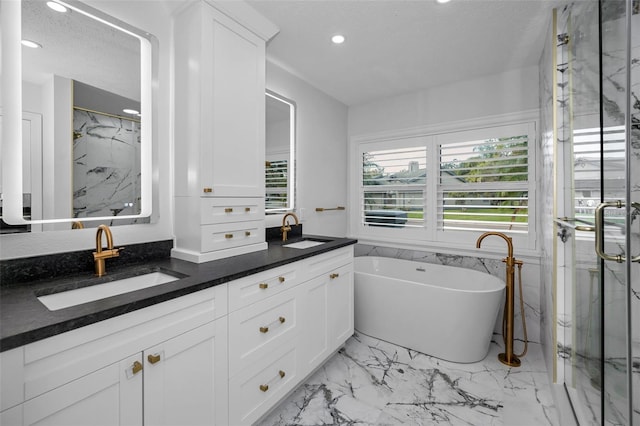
[629,7,640,424]
[354,244,541,345]
[73,109,141,219]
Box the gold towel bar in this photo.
[315,206,346,212]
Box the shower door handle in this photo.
[594,201,640,263]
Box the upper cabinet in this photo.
[173,1,278,263]
[174,1,277,198]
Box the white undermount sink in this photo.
[283,240,327,249]
[37,271,180,311]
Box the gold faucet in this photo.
[281,212,299,241]
[476,231,523,367]
[93,225,121,277]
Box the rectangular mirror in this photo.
[265,91,295,213]
[1,0,156,231]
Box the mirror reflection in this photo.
[1,0,152,233]
[265,91,295,212]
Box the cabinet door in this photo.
[22,355,142,426]
[299,263,354,376]
[328,264,354,348]
[204,17,265,197]
[143,319,228,426]
[298,275,330,375]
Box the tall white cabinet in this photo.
[172,1,278,263]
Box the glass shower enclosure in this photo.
[554,0,638,424]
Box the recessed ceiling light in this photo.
[437,0,451,3]
[21,40,42,49]
[46,1,68,12]
[331,35,345,44]
[123,108,140,115]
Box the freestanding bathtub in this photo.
[354,256,505,363]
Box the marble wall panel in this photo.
[73,109,141,220]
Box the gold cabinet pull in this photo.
[132,361,143,375]
[259,283,268,289]
[245,207,251,212]
[245,231,251,236]
[147,354,161,364]
[225,208,233,213]
[225,234,233,239]
[330,273,339,279]
[278,276,285,283]
[260,316,286,333]
[259,370,286,392]
[203,187,212,193]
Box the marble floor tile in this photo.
[257,332,559,426]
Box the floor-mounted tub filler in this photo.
[354,256,504,363]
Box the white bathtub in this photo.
[354,256,505,363]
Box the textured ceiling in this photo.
[248,0,562,106]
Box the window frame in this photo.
[349,111,539,254]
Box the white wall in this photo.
[348,65,540,137]
[265,61,349,237]
[0,0,175,259]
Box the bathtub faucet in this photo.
[476,231,524,368]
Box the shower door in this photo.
[561,0,636,424]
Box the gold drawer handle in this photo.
[259,370,286,392]
[132,360,143,375]
[278,276,285,283]
[203,187,212,193]
[245,231,251,236]
[147,354,161,364]
[225,234,233,239]
[245,207,251,212]
[259,316,286,333]
[225,208,233,213]
[330,273,339,279]
[259,283,268,289]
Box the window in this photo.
[353,119,537,250]
[362,145,426,229]
[439,133,529,233]
[265,159,289,210]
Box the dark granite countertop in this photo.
[0,235,356,352]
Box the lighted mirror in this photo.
[0,0,156,232]
[265,91,295,213]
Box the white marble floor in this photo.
[258,332,559,426]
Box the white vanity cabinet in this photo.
[227,246,354,425]
[0,245,355,426]
[172,1,279,263]
[0,285,229,426]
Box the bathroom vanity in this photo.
[0,238,356,426]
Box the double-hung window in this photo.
[354,119,537,250]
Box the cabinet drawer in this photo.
[201,221,264,253]
[200,198,263,224]
[229,344,298,426]
[228,290,298,377]
[228,262,301,312]
[305,246,353,281]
